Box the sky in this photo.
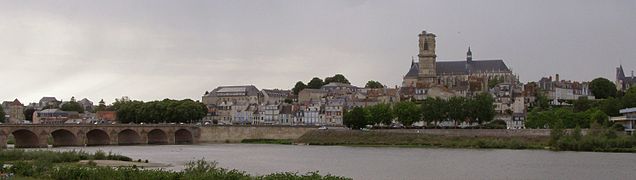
[1,0,635,104]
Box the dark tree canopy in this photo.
[589,78,617,99]
[367,103,393,125]
[0,106,5,123]
[343,107,369,129]
[324,74,350,85]
[115,99,207,124]
[365,80,384,88]
[307,77,324,89]
[61,101,85,113]
[420,97,447,126]
[292,81,307,95]
[393,101,421,126]
[23,108,36,121]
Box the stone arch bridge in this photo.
[0,124,200,148]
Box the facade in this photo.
[324,98,345,125]
[33,109,79,124]
[298,89,327,103]
[295,102,323,125]
[616,65,635,92]
[2,99,25,123]
[38,97,59,109]
[78,98,94,112]
[537,74,594,105]
[202,85,261,124]
[610,108,636,133]
[261,89,291,104]
[96,111,117,123]
[402,31,515,99]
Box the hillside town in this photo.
[2,31,635,132]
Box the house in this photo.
[298,89,327,103]
[2,99,25,123]
[202,85,261,123]
[33,109,79,124]
[261,89,291,104]
[610,108,636,134]
[38,97,59,109]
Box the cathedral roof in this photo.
[405,59,511,77]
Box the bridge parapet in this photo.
[0,125,199,148]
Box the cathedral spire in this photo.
[467,46,473,63]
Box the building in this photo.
[2,99,25,123]
[616,65,635,92]
[402,31,515,99]
[33,109,79,124]
[202,85,261,123]
[610,108,636,134]
[260,102,281,124]
[298,89,327,103]
[96,111,117,123]
[38,97,59,109]
[78,98,94,112]
[295,102,323,125]
[537,74,594,105]
[261,89,291,104]
[324,98,345,125]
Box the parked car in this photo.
[318,126,328,130]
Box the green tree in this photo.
[589,78,617,99]
[292,81,307,95]
[573,96,592,112]
[473,93,495,124]
[420,97,447,126]
[393,101,421,127]
[23,108,36,121]
[61,101,85,113]
[533,92,550,110]
[598,97,622,116]
[365,81,384,88]
[324,74,350,85]
[447,96,468,127]
[366,104,393,126]
[343,107,369,129]
[622,87,636,108]
[307,77,324,89]
[0,106,5,123]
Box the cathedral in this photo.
[402,31,516,98]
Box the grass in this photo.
[241,139,294,145]
[0,150,349,180]
[296,130,550,150]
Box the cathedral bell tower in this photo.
[417,31,437,86]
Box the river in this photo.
[54,144,634,180]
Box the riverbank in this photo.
[296,130,550,150]
[0,149,349,180]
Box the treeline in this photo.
[343,93,496,129]
[527,86,636,129]
[291,74,386,95]
[113,99,207,124]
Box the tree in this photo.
[366,104,393,126]
[473,93,495,124]
[307,77,324,89]
[573,96,592,112]
[23,108,36,121]
[622,87,636,108]
[393,101,421,127]
[343,107,369,129]
[365,80,384,88]
[292,81,307,95]
[61,101,85,113]
[420,97,447,126]
[0,106,5,123]
[447,96,468,127]
[324,74,350,85]
[598,97,622,116]
[589,78,617,99]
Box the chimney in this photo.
[556,74,560,82]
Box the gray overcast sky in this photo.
[1,0,635,104]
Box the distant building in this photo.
[38,97,59,109]
[402,31,515,98]
[2,99,25,123]
[616,65,635,92]
[298,89,327,103]
[96,111,117,123]
[202,85,261,124]
[33,109,79,124]
[610,108,636,134]
[78,98,94,112]
[261,89,291,104]
[537,74,594,105]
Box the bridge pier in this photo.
[0,134,7,149]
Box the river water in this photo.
[54,144,635,180]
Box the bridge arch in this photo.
[118,129,142,145]
[51,129,78,147]
[86,129,110,146]
[147,129,168,144]
[12,129,41,148]
[175,129,193,144]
